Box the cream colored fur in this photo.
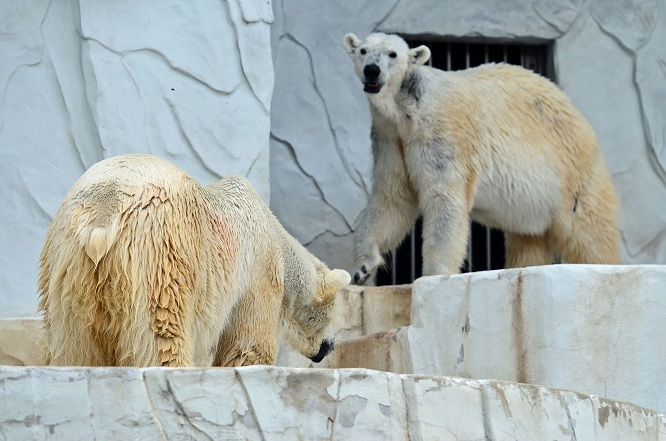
[343,33,621,283]
[38,154,350,367]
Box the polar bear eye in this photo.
[389,52,397,58]
[360,49,366,55]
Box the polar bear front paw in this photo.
[353,264,375,285]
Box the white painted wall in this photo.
[0,0,274,317]
[270,0,666,273]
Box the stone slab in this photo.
[0,318,43,366]
[276,284,411,367]
[1,366,664,440]
[407,265,666,416]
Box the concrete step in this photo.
[276,284,412,367]
[285,265,666,418]
[0,317,43,366]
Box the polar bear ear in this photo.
[317,269,351,303]
[409,45,431,66]
[343,33,362,55]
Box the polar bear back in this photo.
[411,63,602,233]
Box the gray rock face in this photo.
[2,365,664,440]
[0,0,273,317]
[270,0,666,273]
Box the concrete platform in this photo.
[2,365,665,440]
[3,265,666,439]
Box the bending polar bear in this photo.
[343,32,621,283]
[38,154,350,367]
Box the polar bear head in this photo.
[280,264,351,363]
[343,32,431,95]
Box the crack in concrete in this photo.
[373,0,402,32]
[531,3,577,35]
[560,392,579,441]
[165,377,213,440]
[282,32,368,194]
[302,228,352,247]
[271,133,353,231]
[400,377,418,441]
[71,1,106,161]
[244,148,263,179]
[329,370,342,440]
[634,65,666,183]
[38,55,88,174]
[37,0,52,52]
[480,383,497,441]
[0,1,47,129]
[120,52,151,131]
[39,0,90,171]
[235,369,267,441]
[86,373,98,440]
[81,36,240,95]
[141,371,168,440]
[226,0,270,113]
[589,13,637,56]
[165,100,223,180]
[604,13,666,257]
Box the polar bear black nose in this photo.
[364,64,380,81]
[309,338,335,363]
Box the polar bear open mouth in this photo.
[364,82,383,94]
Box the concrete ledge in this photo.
[331,284,412,339]
[407,265,666,416]
[286,265,666,417]
[2,365,664,440]
[277,284,411,367]
[0,318,43,366]
[317,328,412,373]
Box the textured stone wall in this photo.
[2,366,665,440]
[269,0,666,273]
[0,0,273,317]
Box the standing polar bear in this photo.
[38,154,350,367]
[343,32,620,283]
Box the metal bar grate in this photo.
[374,38,551,286]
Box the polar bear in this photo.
[343,32,621,283]
[38,154,351,367]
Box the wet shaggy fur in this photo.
[343,33,621,283]
[38,154,350,367]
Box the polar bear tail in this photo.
[84,222,120,266]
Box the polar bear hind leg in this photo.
[504,233,554,269]
[550,163,621,265]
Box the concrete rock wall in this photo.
[270,0,666,273]
[407,264,666,417]
[2,365,665,440]
[2,266,666,438]
[277,265,666,417]
[0,0,274,317]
